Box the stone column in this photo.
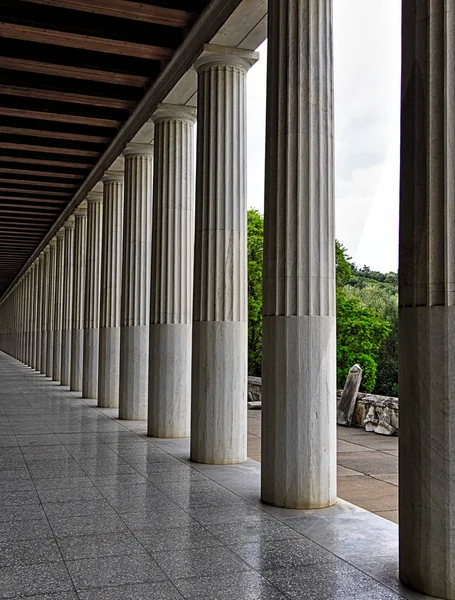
[31,258,40,370]
[261,0,336,509]
[52,228,65,381]
[27,265,35,367]
[399,3,455,598]
[35,253,44,372]
[61,216,75,386]
[119,143,153,420]
[82,191,103,399]
[98,171,124,408]
[148,104,196,438]
[40,246,50,375]
[190,46,257,464]
[70,203,87,392]
[46,239,57,377]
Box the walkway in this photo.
[0,351,428,600]
[248,412,399,523]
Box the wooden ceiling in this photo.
[0,0,211,296]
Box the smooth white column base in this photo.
[148,324,191,438]
[98,327,121,408]
[261,315,337,509]
[191,321,247,465]
[70,329,83,392]
[399,306,455,598]
[60,330,71,386]
[46,330,54,378]
[82,328,99,399]
[119,326,148,420]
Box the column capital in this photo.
[151,103,197,125]
[49,238,57,248]
[64,215,75,229]
[74,201,87,218]
[87,191,103,204]
[56,227,66,239]
[102,170,124,184]
[194,44,259,74]
[123,142,154,158]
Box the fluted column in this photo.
[52,228,65,381]
[119,143,153,420]
[190,46,257,464]
[61,216,75,386]
[261,0,336,509]
[31,258,40,370]
[98,171,124,408]
[35,253,44,371]
[26,264,35,367]
[82,192,103,399]
[40,247,50,374]
[45,241,57,377]
[148,104,196,438]
[70,203,87,392]
[399,3,455,598]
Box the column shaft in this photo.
[35,254,44,372]
[98,172,124,408]
[61,217,75,386]
[191,47,257,464]
[119,144,153,420]
[40,247,50,375]
[261,0,336,509]
[148,105,196,438]
[46,239,57,377]
[399,3,455,598]
[82,193,103,399]
[52,230,65,381]
[70,204,87,392]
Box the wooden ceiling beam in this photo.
[0,198,67,205]
[0,143,100,158]
[0,57,148,87]
[0,157,91,169]
[0,215,54,222]
[0,178,77,189]
[0,126,111,144]
[0,107,120,128]
[0,190,70,199]
[19,0,195,28]
[0,85,135,110]
[0,168,84,180]
[0,23,174,61]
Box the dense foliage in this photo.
[247,212,399,396]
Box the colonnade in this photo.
[0,2,453,597]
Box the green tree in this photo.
[247,208,264,376]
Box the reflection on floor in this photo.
[0,351,431,600]
[247,411,399,524]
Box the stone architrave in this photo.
[119,143,153,421]
[337,364,363,426]
[61,216,75,386]
[98,171,124,408]
[82,192,103,399]
[261,0,337,509]
[70,203,87,392]
[399,3,455,597]
[190,45,258,465]
[148,104,196,438]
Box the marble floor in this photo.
[0,351,435,599]
[247,411,399,523]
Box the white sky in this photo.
[246,0,401,273]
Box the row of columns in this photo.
[0,3,451,597]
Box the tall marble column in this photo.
[70,203,87,392]
[46,240,58,377]
[40,246,50,375]
[27,264,35,367]
[399,3,455,598]
[190,46,257,464]
[82,192,103,399]
[261,0,336,509]
[119,143,153,420]
[35,253,44,372]
[31,258,40,370]
[148,104,196,438]
[98,171,124,408]
[52,228,65,381]
[61,216,75,386]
